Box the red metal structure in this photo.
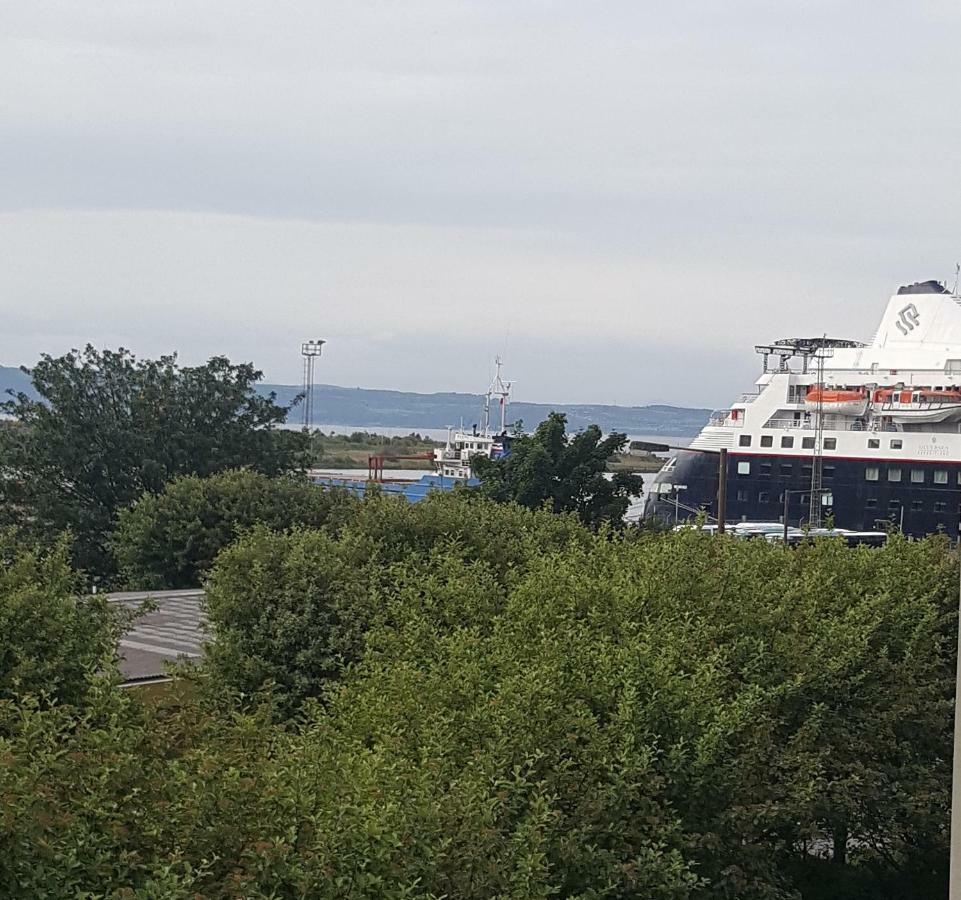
[368,452,435,482]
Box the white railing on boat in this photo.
[708,411,744,427]
[763,418,898,433]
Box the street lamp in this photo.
[633,442,727,535]
[781,487,833,543]
[651,481,689,524]
[672,484,688,525]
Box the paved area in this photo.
[107,589,206,682]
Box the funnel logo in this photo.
[895,303,920,335]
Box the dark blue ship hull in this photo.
[645,449,961,537]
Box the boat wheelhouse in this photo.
[645,279,961,537]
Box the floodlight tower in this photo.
[301,339,325,431]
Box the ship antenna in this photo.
[953,262,960,296]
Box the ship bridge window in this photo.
[865,466,879,482]
[737,461,750,476]
[935,501,948,513]
[802,436,814,450]
[758,491,770,503]
[736,489,750,501]
[760,435,773,448]
[781,436,794,448]
[890,439,903,450]
[888,467,902,482]
[935,470,948,484]
[866,498,878,509]
[911,469,925,484]
[738,434,752,447]
[823,466,835,479]
[823,438,837,450]
[760,462,772,475]
[780,463,792,475]
[912,500,924,511]
[868,438,880,449]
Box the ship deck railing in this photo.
[763,418,898,432]
[708,411,745,427]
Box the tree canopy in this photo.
[113,469,358,589]
[0,346,302,576]
[471,411,642,527]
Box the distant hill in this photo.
[262,382,711,436]
[0,366,32,399]
[0,367,710,436]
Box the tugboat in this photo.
[645,279,961,537]
[434,357,513,479]
[311,359,514,503]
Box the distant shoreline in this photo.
[2,365,710,437]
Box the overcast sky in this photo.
[2,1,959,407]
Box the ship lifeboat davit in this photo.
[804,387,868,416]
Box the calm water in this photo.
[309,422,692,447]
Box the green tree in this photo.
[0,346,303,576]
[471,411,642,527]
[113,470,358,589]
[0,530,128,711]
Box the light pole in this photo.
[673,484,688,525]
[781,487,833,543]
[301,339,325,432]
[633,442,727,534]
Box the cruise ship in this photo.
[645,280,961,537]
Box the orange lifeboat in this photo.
[805,388,864,404]
[804,386,868,416]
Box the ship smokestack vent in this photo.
[897,280,948,295]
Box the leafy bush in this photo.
[0,530,128,711]
[113,470,358,589]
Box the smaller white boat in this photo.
[434,358,513,479]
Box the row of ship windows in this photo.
[735,489,953,514]
[735,461,959,483]
[738,434,903,450]
[865,467,953,483]
[738,461,827,477]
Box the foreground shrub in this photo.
[0,499,954,898]
[0,530,128,711]
[113,469,358,588]
[202,492,592,713]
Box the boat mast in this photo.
[483,357,512,435]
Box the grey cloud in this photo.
[0,1,959,406]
